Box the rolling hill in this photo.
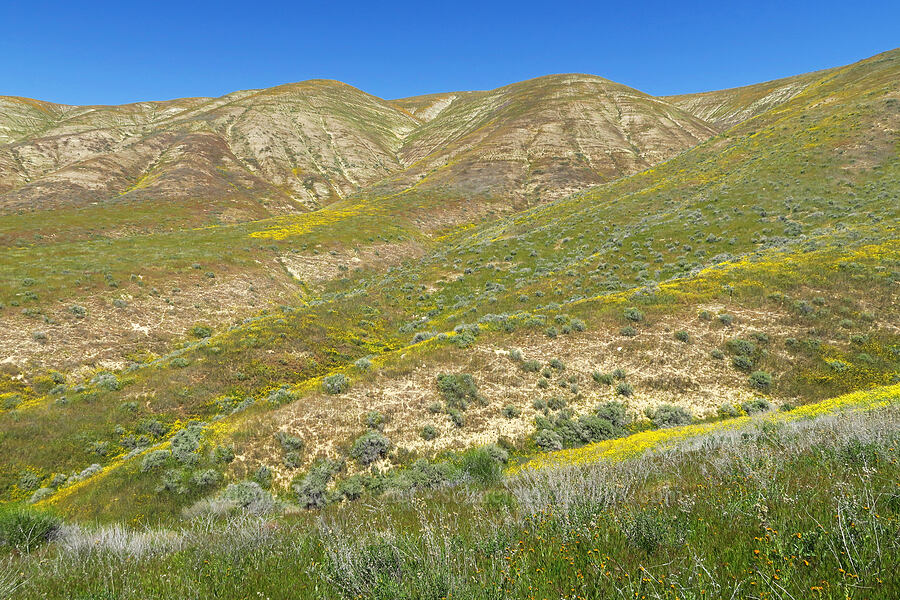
[0,46,898,600]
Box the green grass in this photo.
[3,393,899,599]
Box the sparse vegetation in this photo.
[1,46,899,600]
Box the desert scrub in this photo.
[350,431,390,465]
[732,355,754,371]
[647,403,692,428]
[212,481,277,514]
[594,401,628,427]
[322,373,349,395]
[364,411,386,430]
[171,423,205,465]
[191,469,223,488]
[717,403,741,418]
[741,397,771,414]
[191,325,212,338]
[210,445,235,464]
[141,450,170,472]
[623,307,644,322]
[592,371,614,385]
[293,459,340,509]
[276,431,304,455]
[420,425,438,440]
[520,359,541,373]
[91,372,121,391]
[749,370,773,391]
[436,373,482,410]
[447,408,465,428]
[502,404,521,419]
[615,382,634,397]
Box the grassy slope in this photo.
[0,49,893,521]
[5,385,900,599]
[660,66,834,130]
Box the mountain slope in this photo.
[661,67,835,130]
[0,81,419,218]
[0,75,717,225]
[1,48,896,524]
[377,74,716,204]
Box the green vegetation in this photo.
[3,392,898,599]
[0,46,899,599]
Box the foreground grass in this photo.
[4,388,899,599]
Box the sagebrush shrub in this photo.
[292,459,339,509]
[521,359,541,372]
[211,445,235,464]
[192,469,223,488]
[362,409,386,432]
[141,450,170,472]
[648,404,692,428]
[323,373,350,395]
[741,397,771,414]
[624,307,644,322]
[732,355,754,371]
[717,404,741,418]
[447,409,465,428]
[252,465,273,489]
[535,428,563,451]
[436,373,481,410]
[350,431,390,465]
[727,338,756,356]
[171,424,205,465]
[595,401,628,427]
[192,325,212,338]
[616,382,634,397]
[220,481,277,513]
[502,404,522,419]
[749,371,773,391]
[91,372,121,391]
[593,371,614,385]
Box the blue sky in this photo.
[1,1,897,105]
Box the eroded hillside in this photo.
[0,48,896,523]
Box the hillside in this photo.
[382,74,716,203]
[0,73,723,375]
[0,47,898,600]
[0,81,418,220]
[661,67,834,130]
[1,45,896,512]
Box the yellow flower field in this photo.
[510,383,900,474]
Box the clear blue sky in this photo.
[1,0,897,105]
